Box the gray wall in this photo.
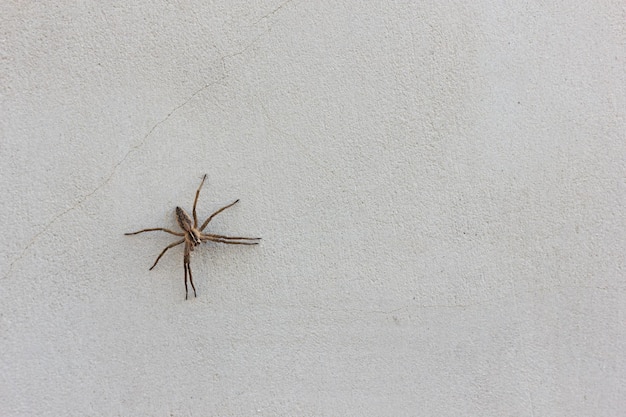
[1,2,624,416]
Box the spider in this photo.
[125,174,260,299]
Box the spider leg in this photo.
[182,242,196,300]
[193,174,207,227]
[186,261,197,299]
[202,233,261,241]
[199,200,240,231]
[201,235,259,245]
[149,239,185,270]
[184,262,189,300]
[184,242,190,300]
[126,228,184,237]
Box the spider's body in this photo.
[126,175,260,299]
[176,206,201,247]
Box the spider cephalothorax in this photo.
[126,175,260,299]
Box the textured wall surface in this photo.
[1,2,625,416]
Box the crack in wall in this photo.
[254,0,296,25]
[2,16,295,280]
[1,80,223,281]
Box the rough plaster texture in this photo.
[1,1,625,416]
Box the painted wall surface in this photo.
[1,2,624,416]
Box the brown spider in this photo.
[125,174,260,299]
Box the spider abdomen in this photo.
[176,206,202,246]
[176,206,193,231]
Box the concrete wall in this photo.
[1,1,624,416]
